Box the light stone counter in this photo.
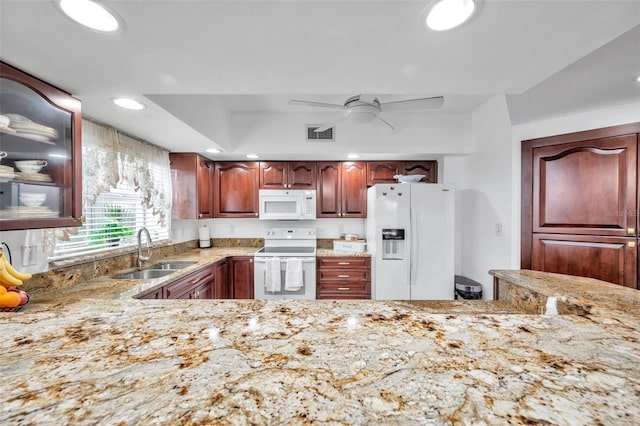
[0,264,639,424]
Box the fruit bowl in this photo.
[0,291,29,312]
[393,174,425,183]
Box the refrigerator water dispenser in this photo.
[381,228,405,259]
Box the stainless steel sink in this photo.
[111,269,176,280]
[149,261,196,270]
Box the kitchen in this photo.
[1,0,640,424]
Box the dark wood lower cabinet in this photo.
[532,234,637,289]
[164,265,215,299]
[229,256,254,299]
[213,259,228,299]
[139,288,163,300]
[316,257,371,299]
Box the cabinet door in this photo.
[341,162,367,218]
[0,61,82,230]
[288,162,316,189]
[164,265,214,299]
[532,234,637,288]
[403,161,438,183]
[214,162,260,218]
[316,162,341,217]
[138,288,164,299]
[229,257,254,299]
[214,259,228,299]
[196,158,214,218]
[259,161,287,189]
[532,135,637,237]
[366,162,401,185]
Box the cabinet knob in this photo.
[199,214,203,218]
[629,241,636,248]
[255,213,259,217]
[627,228,635,235]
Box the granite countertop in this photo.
[0,261,639,424]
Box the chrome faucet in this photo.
[137,227,152,268]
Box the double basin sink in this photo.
[111,261,197,280]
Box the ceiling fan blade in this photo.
[314,115,346,132]
[289,99,346,110]
[358,94,378,105]
[377,116,395,131]
[379,96,444,112]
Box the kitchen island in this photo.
[1,262,639,424]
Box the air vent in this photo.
[306,125,335,142]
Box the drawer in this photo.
[164,266,214,299]
[317,280,369,293]
[318,269,370,281]
[317,292,370,300]
[317,257,370,269]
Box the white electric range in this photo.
[254,228,317,299]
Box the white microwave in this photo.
[259,189,316,220]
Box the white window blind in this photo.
[51,119,171,260]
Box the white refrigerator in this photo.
[366,183,455,300]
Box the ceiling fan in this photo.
[288,94,444,132]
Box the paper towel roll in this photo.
[198,226,211,248]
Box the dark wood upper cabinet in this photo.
[532,134,637,237]
[403,161,438,183]
[366,161,438,185]
[0,61,82,230]
[170,153,214,219]
[341,161,367,217]
[288,161,316,188]
[316,162,341,217]
[214,162,260,218]
[316,161,366,218]
[259,161,316,189]
[366,162,401,185]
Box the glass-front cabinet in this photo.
[0,61,82,230]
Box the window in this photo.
[50,119,171,259]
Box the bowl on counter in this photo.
[19,193,47,207]
[393,174,425,183]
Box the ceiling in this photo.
[0,1,639,159]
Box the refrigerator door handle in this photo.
[410,206,418,287]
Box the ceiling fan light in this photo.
[345,105,379,123]
[59,0,120,32]
[425,0,476,31]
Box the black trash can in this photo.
[454,275,483,300]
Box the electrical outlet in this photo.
[22,245,36,266]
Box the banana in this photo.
[0,261,22,287]
[0,253,32,281]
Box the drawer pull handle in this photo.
[191,279,200,284]
[337,262,350,265]
[337,287,350,291]
[337,274,350,278]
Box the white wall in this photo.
[457,95,515,298]
[230,111,472,159]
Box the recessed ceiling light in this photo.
[636,75,640,82]
[58,0,120,32]
[205,148,221,154]
[424,0,478,31]
[112,97,146,110]
[246,154,260,159]
[347,153,360,159]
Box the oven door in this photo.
[254,256,316,299]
